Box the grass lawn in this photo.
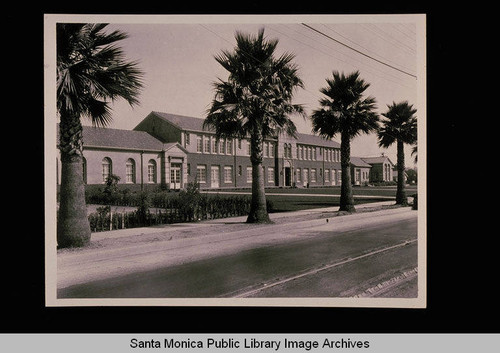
[205,185,417,213]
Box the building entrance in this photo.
[284,167,291,187]
[211,165,220,188]
[170,163,182,190]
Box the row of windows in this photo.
[193,164,342,185]
[296,167,342,183]
[189,133,342,163]
[100,157,158,184]
[194,164,276,184]
[295,145,340,162]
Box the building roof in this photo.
[295,132,340,148]
[80,125,165,151]
[149,111,341,147]
[150,111,209,133]
[361,156,394,166]
[350,156,372,168]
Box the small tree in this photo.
[103,174,120,205]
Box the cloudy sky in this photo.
[48,14,425,167]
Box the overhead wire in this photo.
[271,24,414,89]
[198,24,417,143]
[320,23,416,76]
[301,23,417,79]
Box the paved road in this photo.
[57,206,418,299]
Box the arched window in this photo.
[148,159,157,183]
[102,157,112,183]
[126,158,136,183]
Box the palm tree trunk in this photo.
[395,139,408,205]
[57,114,91,248]
[247,128,271,223]
[339,131,356,212]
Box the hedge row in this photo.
[86,183,273,232]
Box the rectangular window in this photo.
[296,168,301,182]
[246,140,251,156]
[311,168,317,182]
[102,164,110,183]
[325,169,330,182]
[313,148,317,161]
[264,142,269,157]
[226,139,233,155]
[268,167,274,183]
[220,139,226,154]
[270,143,275,158]
[196,165,206,183]
[337,169,342,182]
[196,135,202,153]
[212,138,218,154]
[204,136,210,153]
[185,133,190,145]
[148,165,155,183]
[301,146,304,160]
[246,166,252,183]
[224,166,233,183]
[126,164,134,183]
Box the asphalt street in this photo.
[56,203,419,300]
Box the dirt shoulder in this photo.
[58,201,405,255]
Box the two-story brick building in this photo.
[56,111,390,190]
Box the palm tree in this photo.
[311,71,379,212]
[204,28,305,223]
[378,101,417,206]
[411,144,418,164]
[57,23,143,247]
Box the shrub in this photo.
[411,193,418,210]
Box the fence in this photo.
[87,195,271,233]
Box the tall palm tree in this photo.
[204,28,305,223]
[411,144,418,164]
[378,101,417,206]
[57,23,143,247]
[311,71,379,212]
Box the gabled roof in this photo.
[361,156,394,166]
[350,156,372,168]
[80,125,165,151]
[295,132,341,148]
[150,111,209,133]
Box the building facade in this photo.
[56,111,388,190]
[359,156,394,183]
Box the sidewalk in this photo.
[56,200,416,290]
[90,200,399,241]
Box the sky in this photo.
[55,14,426,168]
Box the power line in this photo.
[320,24,416,75]
[273,24,413,89]
[301,23,417,79]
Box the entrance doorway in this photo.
[284,167,291,187]
[170,163,182,190]
[303,168,309,187]
[211,165,220,188]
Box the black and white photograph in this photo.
[44,14,426,307]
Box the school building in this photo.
[56,111,395,190]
